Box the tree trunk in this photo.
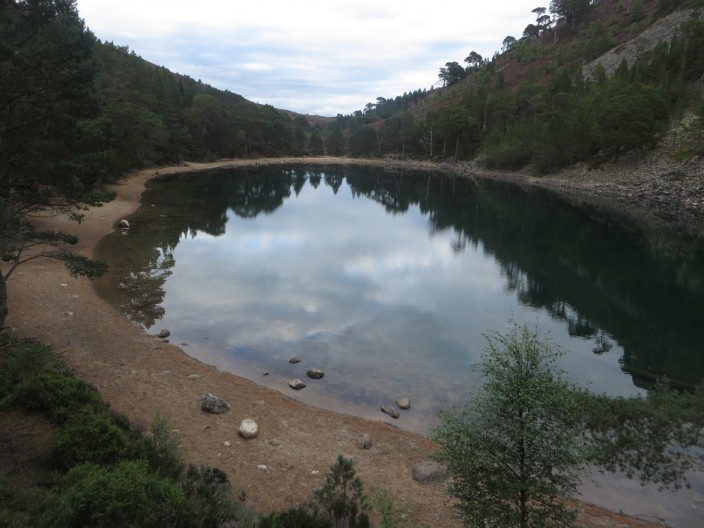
[520,488,528,528]
[429,125,434,157]
[0,273,8,329]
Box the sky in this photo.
[76,1,537,117]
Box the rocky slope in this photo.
[583,7,704,80]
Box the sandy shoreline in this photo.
[4,157,671,527]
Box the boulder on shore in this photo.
[239,418,259,439]
[201,393,230,414]
[412,460,446,484]
[356,433,373,450]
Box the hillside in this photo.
[333,0,704,174]
[582,6,703,79]
[6,0,699,179]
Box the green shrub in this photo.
[47,460,185,528]
[138,414,184,478]
[372,488,412,528]
[314,455,370,528]
[177,464,245,527]
[0,369,105,425]
[0,475,49,528]
[0,335,252,528]
[0,335,62,399]
[258,505,332,528]
[48,461,251,528]
[480,140,532,170]
[630,0,646,23]
[433,323,583,528]
[50,412,134,470]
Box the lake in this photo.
[94,164,704,526]
[95,164,704,431]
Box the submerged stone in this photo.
[306,368,324,379]
[396,398,411,410]
[288,378,306,390]
[381,405,399,419]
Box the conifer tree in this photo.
[0,0,110,328]
[434,324,584,528]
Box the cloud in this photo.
[77,0,536,115]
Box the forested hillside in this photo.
[1,0,322,198]
[4,0,704,189]
[335,0,704,173]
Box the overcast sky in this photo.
[76,1,537,116]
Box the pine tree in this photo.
[0,0,110,328]
[434,323,584,528]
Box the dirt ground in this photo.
[3,157,669,527]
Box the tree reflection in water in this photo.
[94,165,704,392]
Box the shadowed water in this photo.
[94,165,704,525]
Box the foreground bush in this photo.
[47,460,186,527]
[259,455,371,528]
[0,335,250,527]
[258,505,332,528]
[0,366,105,424]
[50,411,135,470]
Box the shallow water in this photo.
[94,164,704,526]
